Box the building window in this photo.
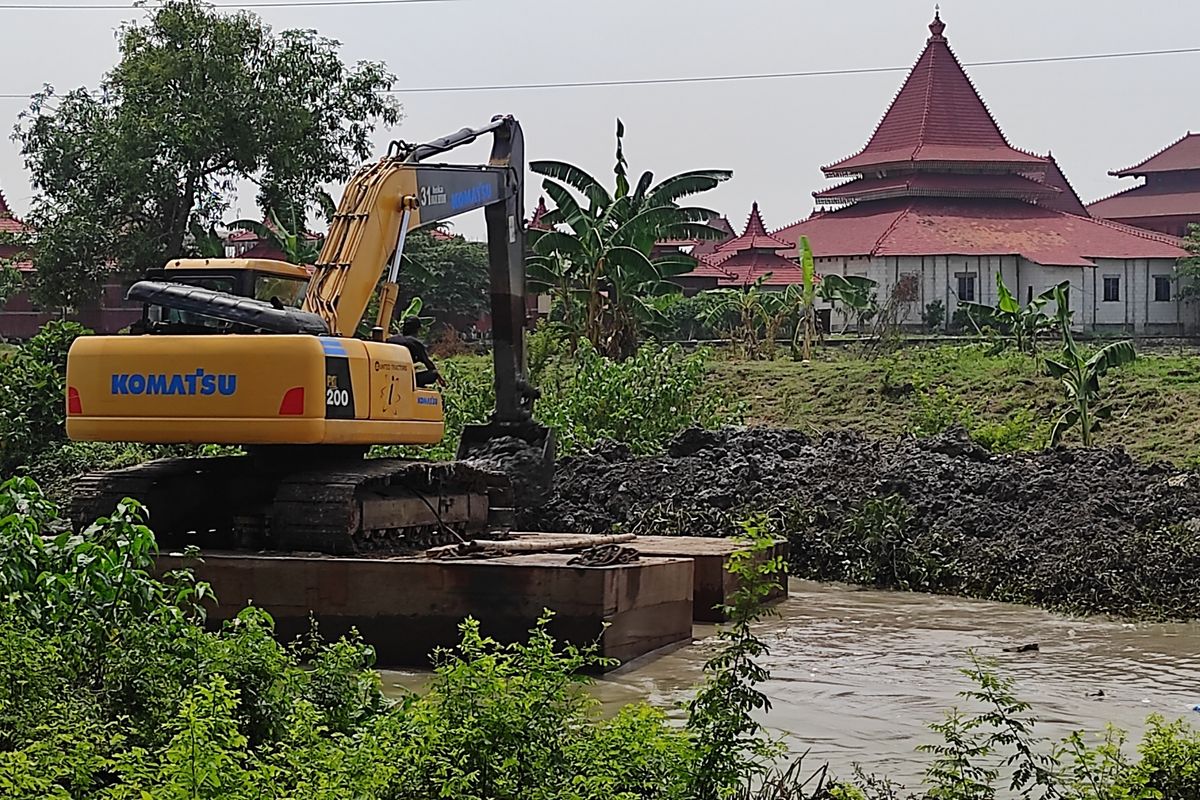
[1103,275,1120,303]
[1026,285,1034,305]
[956,273,976,302]
[1154,275,1172,302]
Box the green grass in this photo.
[706,343,1200,465]
[0,343,15,360]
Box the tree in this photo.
[13,0,399,311]
[821,274,879,333]
[1175,221,1200,302]
[527,119,732,359]
[1044,285,1136,447]
[355,228,489,338]
[960,273,1066,355]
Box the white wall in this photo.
[810,253,1191,334]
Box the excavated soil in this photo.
[526,427,1200,619]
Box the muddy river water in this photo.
[381,579,1200,787]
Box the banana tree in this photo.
[960,274,1067,354]
[1045,285,1135,447]
[819,273,878,333]
[794,236,819,361]
[527,118,732,359]
[228,208,320,265]
[701,276,772,359]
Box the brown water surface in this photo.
[381,579,1200,786]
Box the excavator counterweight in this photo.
[66,116,553,553]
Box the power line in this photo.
[0,44,1197,100]
[0,0,461,8]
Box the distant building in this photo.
[0,188,141,340]
[761,12,1190,335]
[678,203,803,293]
[1087,133,1200,237]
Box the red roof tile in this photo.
[709,202,791,254]
[815,172,1058,204]
[0,188,27,234]
[689,256,737,280]
[823,12,1045,176]
[1022,154,1089,216]
[1087,183,1200,220]
[713,250,806,287]
[773,197,1185,267]
[1111,133,1200,176]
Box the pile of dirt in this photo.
[526,427,1200,619]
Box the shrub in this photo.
[536,339,743,455]
[910,386,974,437]
[0,320,90,474]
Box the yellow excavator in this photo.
[65,116,554,554]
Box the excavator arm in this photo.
[304,115,537,429]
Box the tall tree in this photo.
[13,0,400,311]
[527,119,732,359]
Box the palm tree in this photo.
[527,119,732,359]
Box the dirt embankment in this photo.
[526,427,1200,620]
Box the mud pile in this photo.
[527,427,1200,619]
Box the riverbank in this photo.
[707,345,1200,465]
[529,426,1200,621]
[384,578,1200,789]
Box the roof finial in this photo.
[929,6,946,39]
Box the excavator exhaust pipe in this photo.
[457,421,556,528]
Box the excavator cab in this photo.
[66,116,554,553]
[133,258,311,334]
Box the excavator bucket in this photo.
[457,420,556,525]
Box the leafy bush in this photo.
[537,340,743,455]
[969,409,1045,453]
[0,319,90,474]
[374,340,743,461]
[0,477,794,798]
[910,386,974,437]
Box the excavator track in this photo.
[70,454,516,556]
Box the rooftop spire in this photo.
[822,10,1045,176]
[0,187,11,218]
[743,201,769,237]
[928,7,945,40]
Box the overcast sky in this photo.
[1,0,1198,240]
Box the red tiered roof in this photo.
[774,198,1185,267]
[815,172,1058,204]
[823,12,1045,176]
[774,11,1187,267]
[1087,134,1200,235]
[698,202,804,286]
[1111,133,1200,176]
[1021,154,1089,216]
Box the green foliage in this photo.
[959,274,1066,355]
[0,320,89,474]
[399,228,490,324]
[535,340,743,455]
[228,208,321,265]
[377,341,742,461]
[791,495,950,592]
[911,386,974,437]
[1045,286,1136,447]
[1173,221,1200,304]
[14,0,399,308]
[687,514,788,800]
[0,481,803,798]
[527,118,732,359]
[821,273,879,335]
[0,259,22,309]
[922,299,946,332]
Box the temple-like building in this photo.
[1087,133,1200,237]
[765,12,1190,334]
[678,202,803,292]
